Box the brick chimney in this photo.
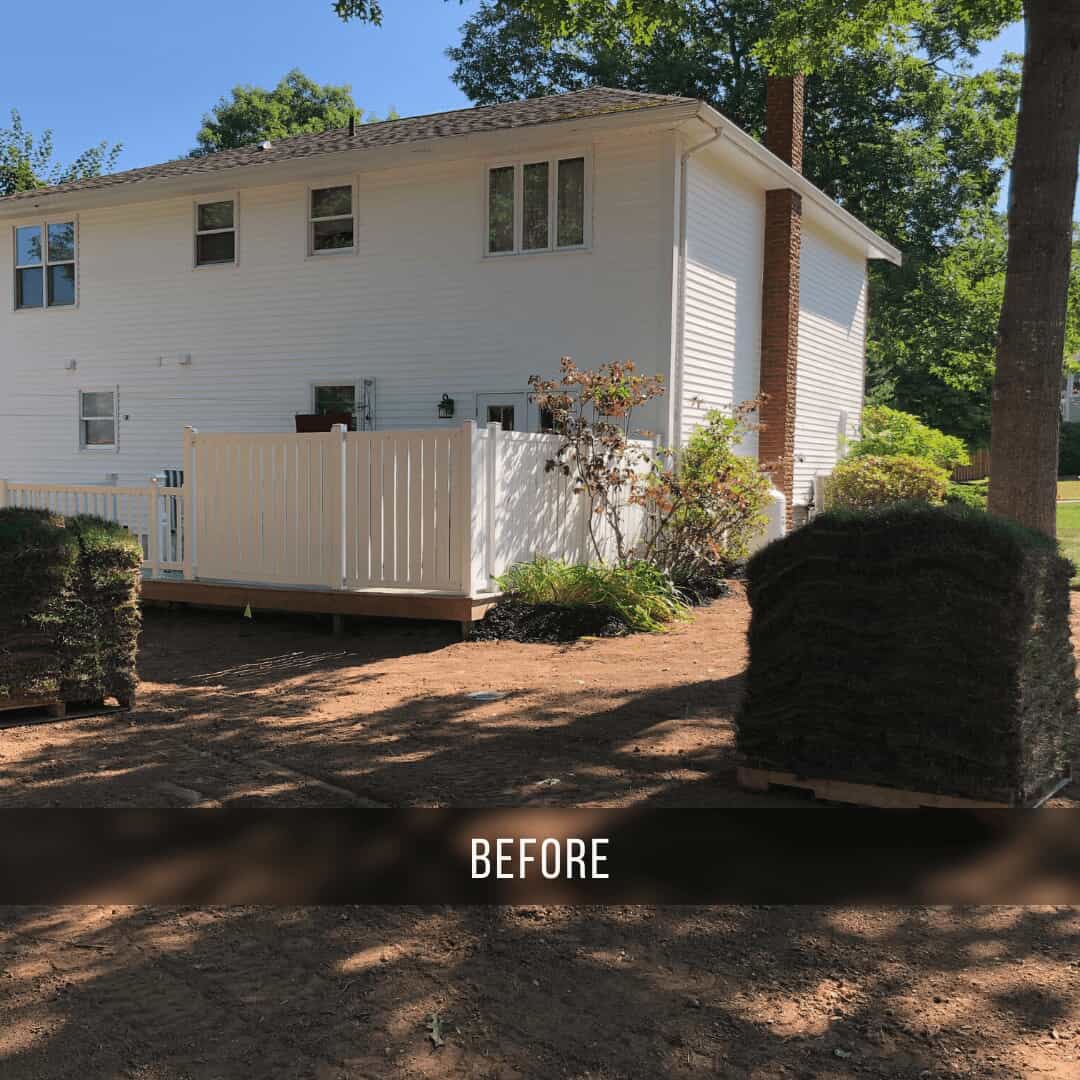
[758,75,805,527]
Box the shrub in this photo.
[945,479,988,511]
[738,503,1078,804]
[497,557,688,633]
[529,357,665,565]
[1060,421,1080,476]
[827,454,949,511]
[637,405,772,592]
[849,405,970,471]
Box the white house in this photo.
[0,86,899,527]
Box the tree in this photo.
[191,69,392,156]
[987,1,1080,535]
[870,213,1080,446]
[1,110,120,197]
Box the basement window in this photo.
[485,153,589,256]
[194,199,236,266]
[79,389,118,450]
[15,221,76,308]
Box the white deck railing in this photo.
[0,423,654,598]
[0,478,186,576]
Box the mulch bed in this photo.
[471,598,631,643]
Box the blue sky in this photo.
[1,5,1069,215]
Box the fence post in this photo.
[454,421,476,595]
[147,477,160,579]
[486,421,500,586]
[332,423,348,591]
[182,426,197,580]
[0,479,7,510]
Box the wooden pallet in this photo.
[0,694,66,719]
[0,695,134,730]
[736,765,1015,808]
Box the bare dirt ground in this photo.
[1,590,1079,1078]
[1,585,1076,809]
[1,904,1078,1079]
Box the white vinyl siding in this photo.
[678,153,764,451]
[0,132,673,486]
[792,221,868,506]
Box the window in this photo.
[309,185,354,254]
[313,384,357,429]
[195,199,236,266]
[79,390,117,449]
[15,221,76,309]
[485,154,588,255]
[486,404,516,431]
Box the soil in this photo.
[0,588,1078,1077]
[471,598,631,643]
[0,583,1075,809]
[1,904,1077,1079]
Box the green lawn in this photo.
[1058,479,1080,500]
[1058,502,1080,582]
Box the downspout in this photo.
[672,121,724,448]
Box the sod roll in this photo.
[0,509,142,708]
[737,503,1078,804]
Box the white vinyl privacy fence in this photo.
[0,423,654,598]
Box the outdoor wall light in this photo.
[438,394,455,419]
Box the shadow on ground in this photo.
[0,903,1077,1079]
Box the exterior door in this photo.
[476,392,528,432]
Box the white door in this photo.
[476,392,528,432]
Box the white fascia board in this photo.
[688,104,902,266]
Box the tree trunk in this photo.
[987,0,1080,536]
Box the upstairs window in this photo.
[486,154,588,255]
[310,185,354,254]
[195,199,236,266]
[15,221,76,309]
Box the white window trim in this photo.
[193,192,239,269]
[76,386,120,453]
[306,178,358,258]
[483,149,593,258]
[12,216,79,312]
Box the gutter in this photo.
[671,123,725,448]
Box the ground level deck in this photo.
[141,577,498,628]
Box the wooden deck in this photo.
[141,578,499,627]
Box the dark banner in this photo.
[2,809,1079,904]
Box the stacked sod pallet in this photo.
[738,503,1077,804]
[0,509,142,710]
[0,510,79,704]
[65,516,143,707]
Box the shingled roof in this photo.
[0,87,696,205]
